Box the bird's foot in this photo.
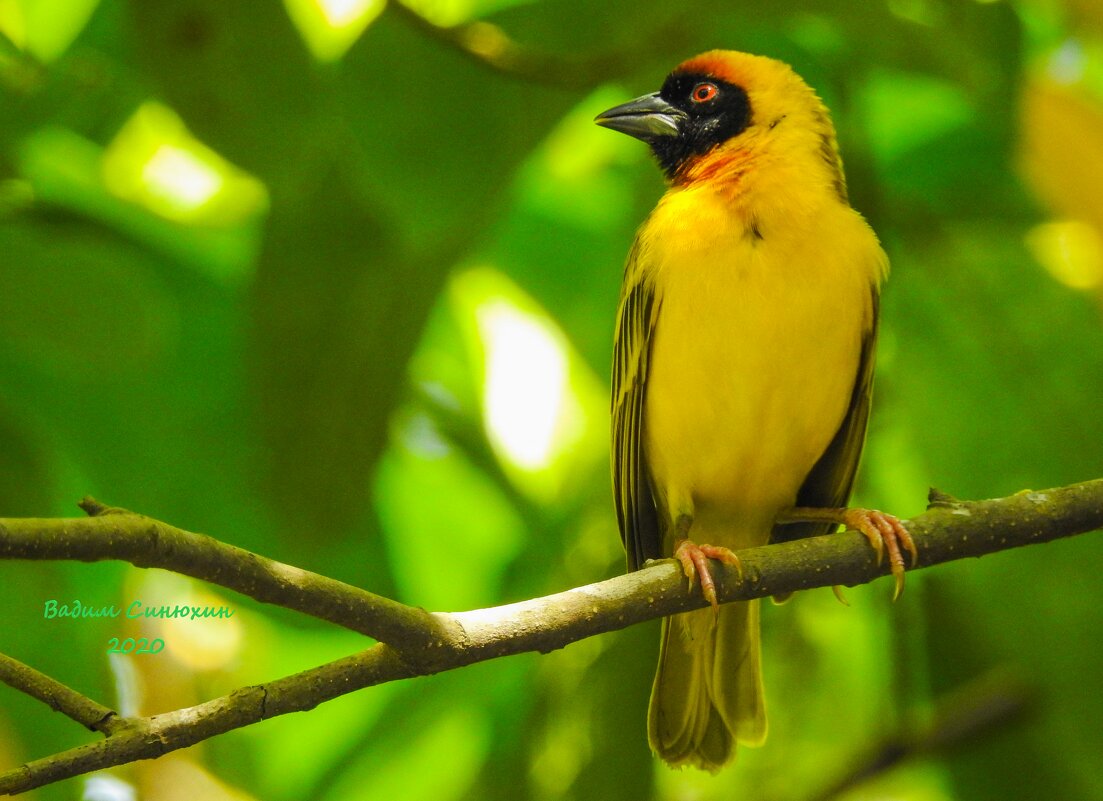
[778,506,917,600]
[673,539,742,613]
[841,508,916,600]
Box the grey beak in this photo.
[594,92,685,141]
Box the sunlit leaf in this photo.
[283,0,385,62]
[1019,72,1103,301]
[18,126,261,285]
[102,102,268,227]
[1025,219,1103,290]
[0,0,99,62]
[449,267,606,503]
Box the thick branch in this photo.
[0,479,1101,794]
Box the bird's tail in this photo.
[647,600,766,772]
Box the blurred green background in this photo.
[2,0,1103,799]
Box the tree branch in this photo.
[387,2,692,88]
[0,497,454,651]
[805,668,1031,801]
[0,653,123,735]
[1,479,1101,795]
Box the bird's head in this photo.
[596,50,847,203]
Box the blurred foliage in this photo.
[1,0,1103,799]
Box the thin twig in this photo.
[0,498,456,652]
[0,653,123,734]
[806,669,1032,801]
[388,2,692,88]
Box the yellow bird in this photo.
[596,51,916,772]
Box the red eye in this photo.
[691,82,718,103]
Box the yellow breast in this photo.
[639,183,882,548]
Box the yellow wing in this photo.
[611,238,662,571]
[771,289,880,545]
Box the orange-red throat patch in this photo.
[680,147,753,190]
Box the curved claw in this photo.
[673,539,742,614]
[777,505,918,601]
[842,509,916,601]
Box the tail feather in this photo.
[647,600,765,771]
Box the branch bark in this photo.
[1,479,1101,795]
[0,496,453,651]
[0,653,122,734]
[387,3,692,89]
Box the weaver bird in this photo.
[596,50,916,772]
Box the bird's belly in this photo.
[643,248,865,546]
